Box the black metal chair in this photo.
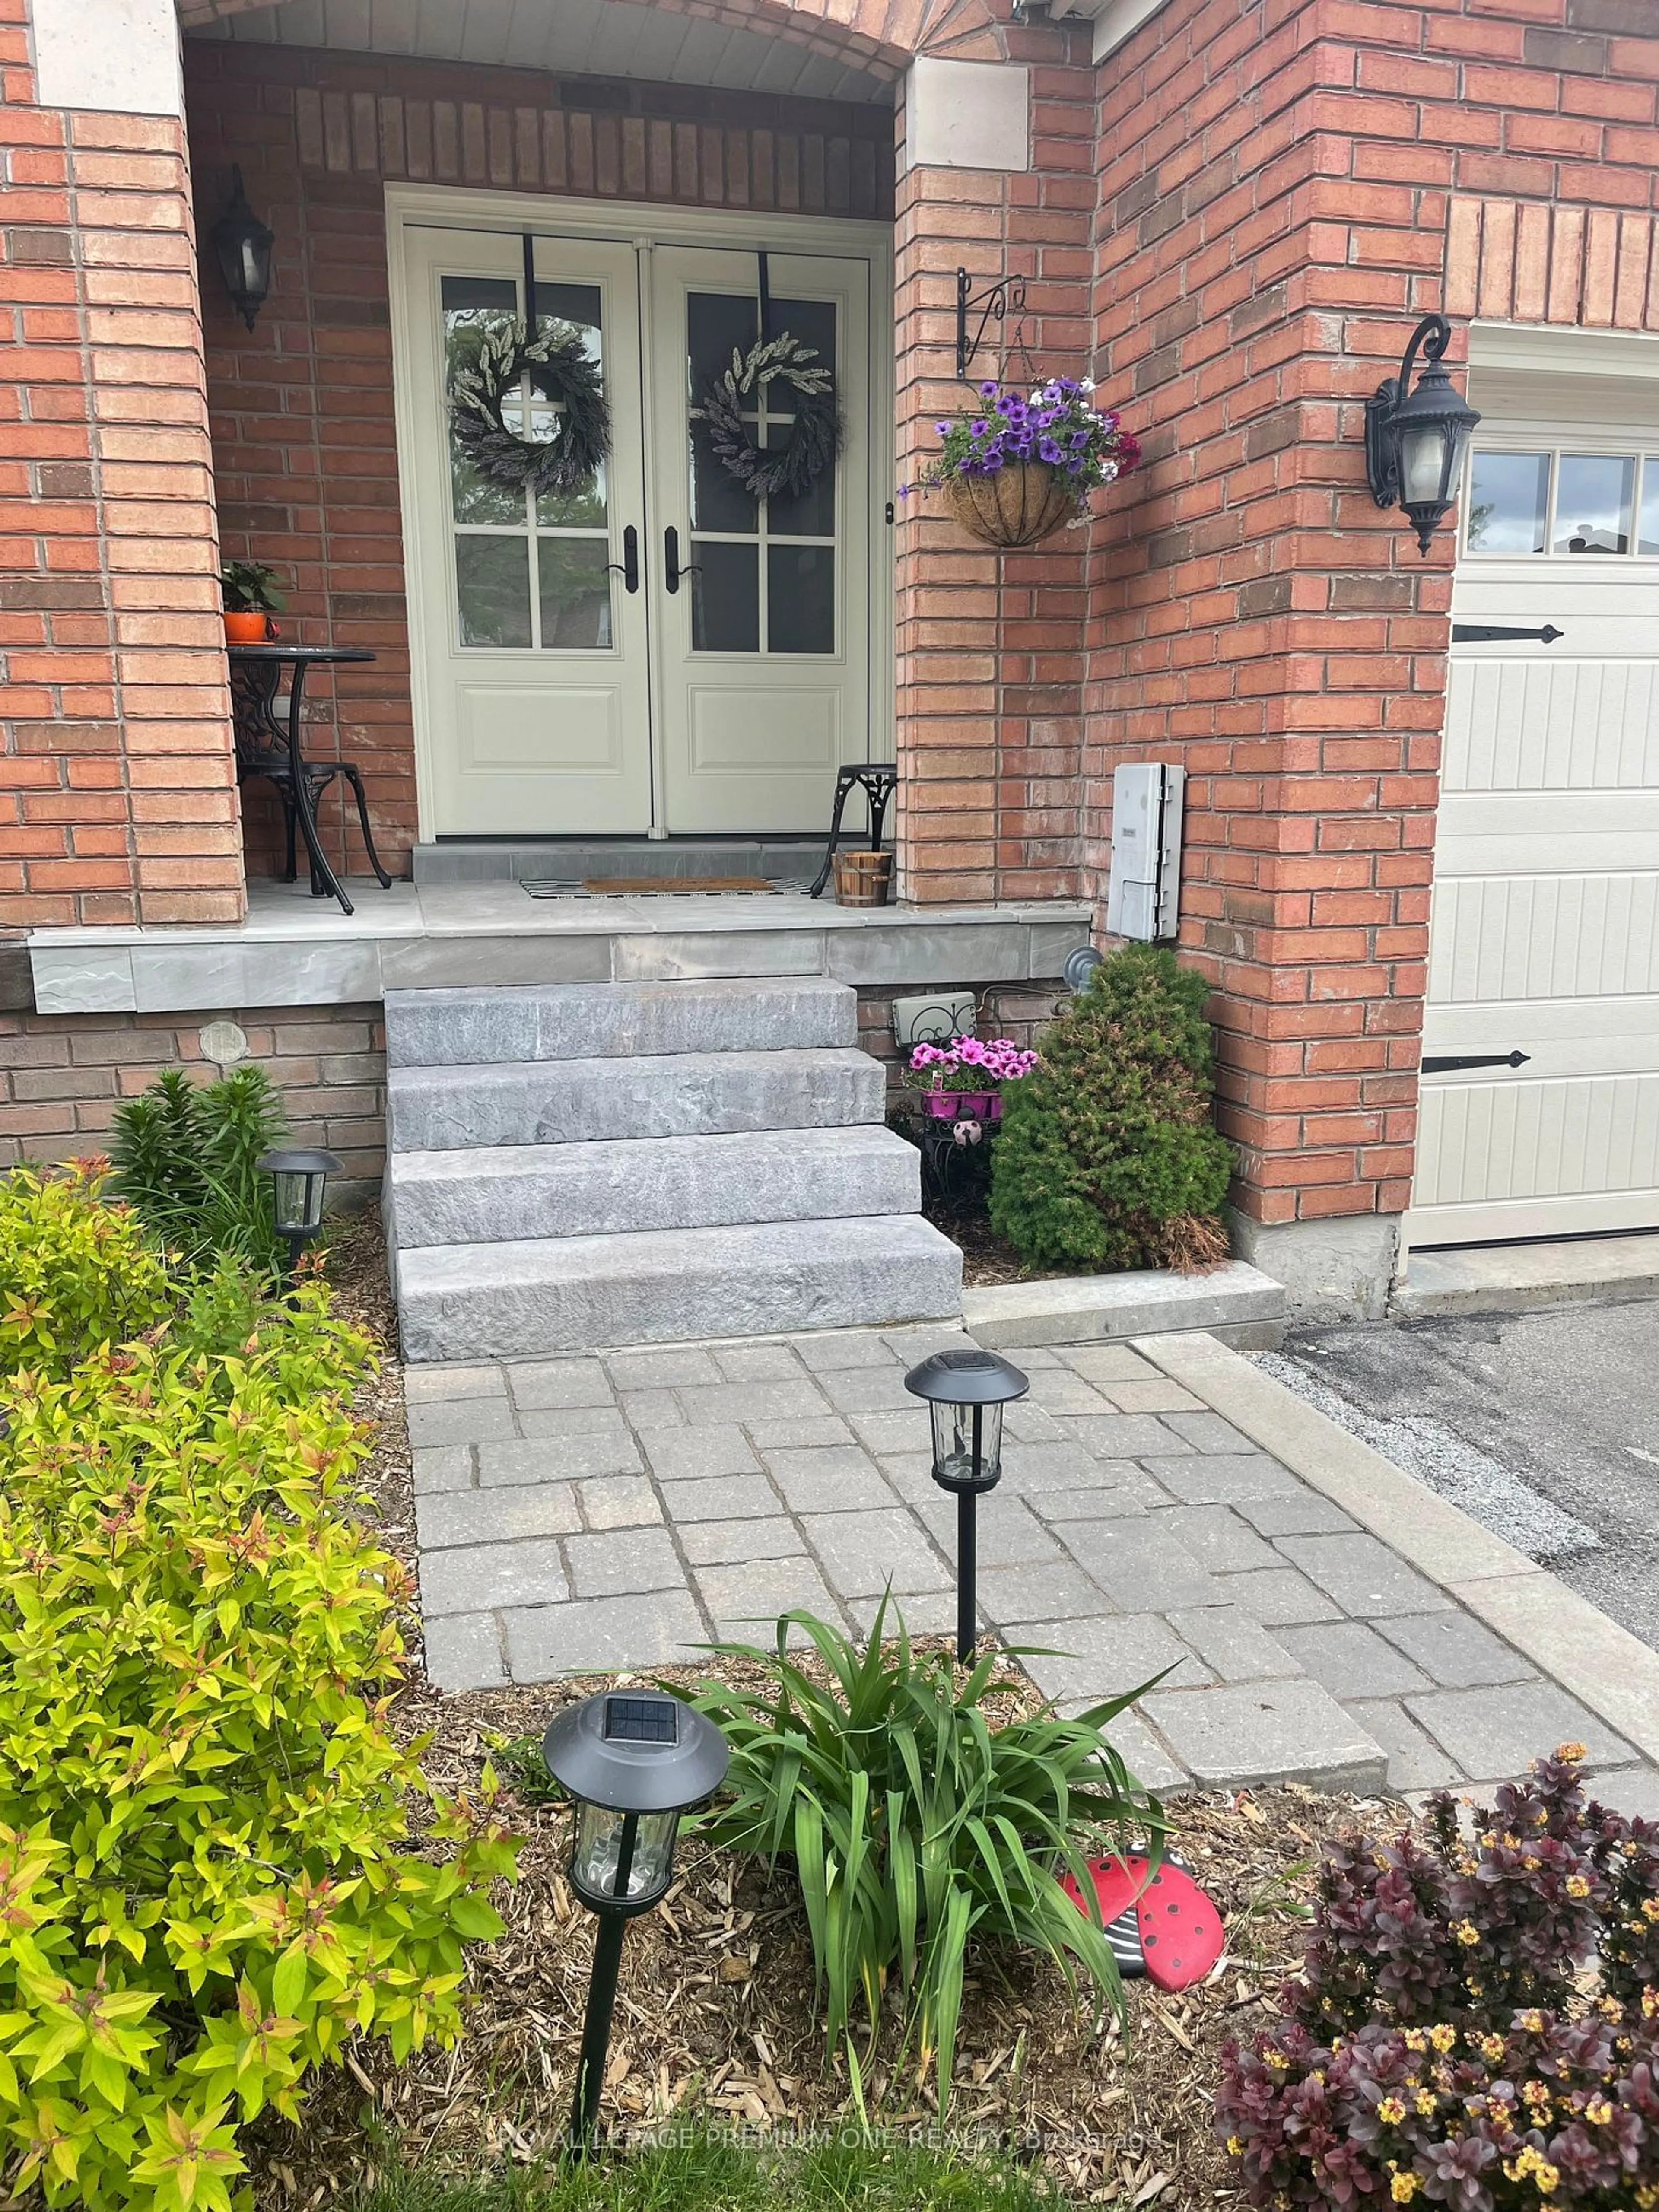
[228,644,392,917]
[808,763,899,899]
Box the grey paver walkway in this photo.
[406,1325,1659,1809]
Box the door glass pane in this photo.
[455,535,531,647]
[529,281,608,527]
[1641,459,1659,556]
[687,292,757,396]
[691,541,759,652]
[690,420,759,533]
[766,296,838,407]
[538,539,613,649]
[768,545,833,654]
[1554,454,1635,554]
[765,424,836,537]
[1465,451,1548,554]
[443,274,522,527]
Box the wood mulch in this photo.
[269,1219,1400,2210]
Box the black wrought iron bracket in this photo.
[1365,311,1451,508]
[1421,1049,1531,1074]
[956,267,1027,381]
[1450,624,1563,644]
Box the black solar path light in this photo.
[904,1346,1030,1664]
[542,1688,730,2155]
[257,1145,341,1281]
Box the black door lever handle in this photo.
[664,525,701,595]
[605,524,639,594]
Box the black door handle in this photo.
[606,524,639,594]
[664,525,701,596]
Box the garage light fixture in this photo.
[1365,313,1481,556]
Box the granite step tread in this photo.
[388,1046,887,1152]
[384,978,856,1067]
[395,1214,964,1361]
[387,1125,923,1247]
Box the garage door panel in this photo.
[1429,875,1659,1001]
[1445,658,1658,792]
[1417,1076,1659,1210]
[1422,995,1659,1078]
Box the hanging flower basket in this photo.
[943,460,1080,549]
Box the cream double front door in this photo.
[397,221,877,839]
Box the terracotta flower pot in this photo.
[223,610,270,643]
[943,460,1082,549]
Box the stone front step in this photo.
[395,1214,964,1361]
[384,977,856,1068]
[388,1046,886,1153]
[388,1125,922,1249]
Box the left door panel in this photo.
[401,227,652,836]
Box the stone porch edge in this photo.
[1141,1330,1659,1770]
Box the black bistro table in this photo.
[227,642,393,917]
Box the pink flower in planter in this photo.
[905,1037,1038,1096]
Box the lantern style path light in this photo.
[542,1689,730,2155]
[257,1146,341,1281]
[905,1347,1029,1664]
[1365,311,1481,556]
[212,165,275,332]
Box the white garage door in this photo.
[1412,363,1659,1248]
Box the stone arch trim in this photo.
[176,0,1008,69]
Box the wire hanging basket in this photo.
[942,460,1082,549]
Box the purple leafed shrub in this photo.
[1217,1748,1659,2209]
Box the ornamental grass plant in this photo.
[1218,1748,1659,2210]
[684,1601,1163,2109]
[988,944,1233,1273]
[0,1164,517,2212]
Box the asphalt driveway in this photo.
[1272,1296,1659,1654]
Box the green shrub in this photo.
[687,1602,1163,2106]
[988,944,1234,1272]
[0,1179,517,2212]
[0,1160,173,1373]
[110,1065,289,1271]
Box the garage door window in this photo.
[1465,446,1656,558]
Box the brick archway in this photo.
[175,0,1008,68]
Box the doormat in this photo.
[521,874,807,899]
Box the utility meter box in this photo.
[891,990,975,1049]
[1106,762,1185,942]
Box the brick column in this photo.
[0,0,242,928]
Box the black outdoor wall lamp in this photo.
[1364,312,1481,556]
[212,165,275,331]
[542,1690,730,2155]
[905,1346,1030,1664]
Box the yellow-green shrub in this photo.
[0,1161,172,1375]
[0,1174,517,2212]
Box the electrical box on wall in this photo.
[891,990,976,1049]
[1106,762,1185,942]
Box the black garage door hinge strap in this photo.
[1421,1050,1532,1074]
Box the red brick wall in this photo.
[1083,0,1659,1239]
[0,0,243,928]
[184,40,899,883]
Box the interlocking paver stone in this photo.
[1348,1699,1462,1792]
[421,1537,568,1616]
[1034,1464,1170,1517]
[1055,1518,1220,1611]
[1058,1344,1160,1382]
[1161,1506,1282,1573]
[577,1477,663,1529]
[790,1331,903,1370]
[1002,1402,1067,1442]
[1148,1453,1301,1505]
[715,1344,808,1382]
[978,1560,1116,1622]
[1055,1700,1189,1792]
[910,1492,1072,1568]
[847,1410,932,1457]
[479,1432,641,1484]
[1220,1566,1344,1626]
[679,1517,804,1567]
[1058,1413,1194,1459]
[1278,1533,1455,1618]
[999,1439,1120,1491]
[618,1389,686,1430]
[678,1380,831,1426]
[765,1445,895,1510]
[1235,1493,1360,1537]
[1144,1681,1386,1792]
[802,1508,950,1597]
[405,1363,503,1403]
[1096,1379,1204,1414]
[656,1474,780,1522]
[605,1348,722,1389]
[516,1405,638,1443]
[423,1614,506,1692]
[413,1445,474,1495]
[564,1527,684,1599]
[845,1590,958,1637]
[416,1484,582,1551]
[1277,1621,1434,1700]
[505,1592,706,1675]
[695,1555,843,1634]
[1405,1683,1634,1779]
[1376,1611,1534,1688]
[1161,1410,1260,1454]
[747,1415,857,1450]
[1166,1605,1299,1683]
[1004,1613,1205,1703]
[643,1425,761,1480]
[814,1365,924,1414]
[1023,1372,1118,1415]
[505,1359,614,1409]
[408,1395,518,1447]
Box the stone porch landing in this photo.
[27,878,1092,1015]
[407,1323,1659,1812]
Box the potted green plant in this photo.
[905,375,1141,550]
[903,1036,1038,1123]
[220,558,287,643]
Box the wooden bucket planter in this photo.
[833,850,893,907]
[943,460,1082,550]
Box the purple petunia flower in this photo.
[970,420,988,437]
[1038,437,1063,464]
[979,379,998,397]
[1070,429,1090,449]
[934,420,950,436]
